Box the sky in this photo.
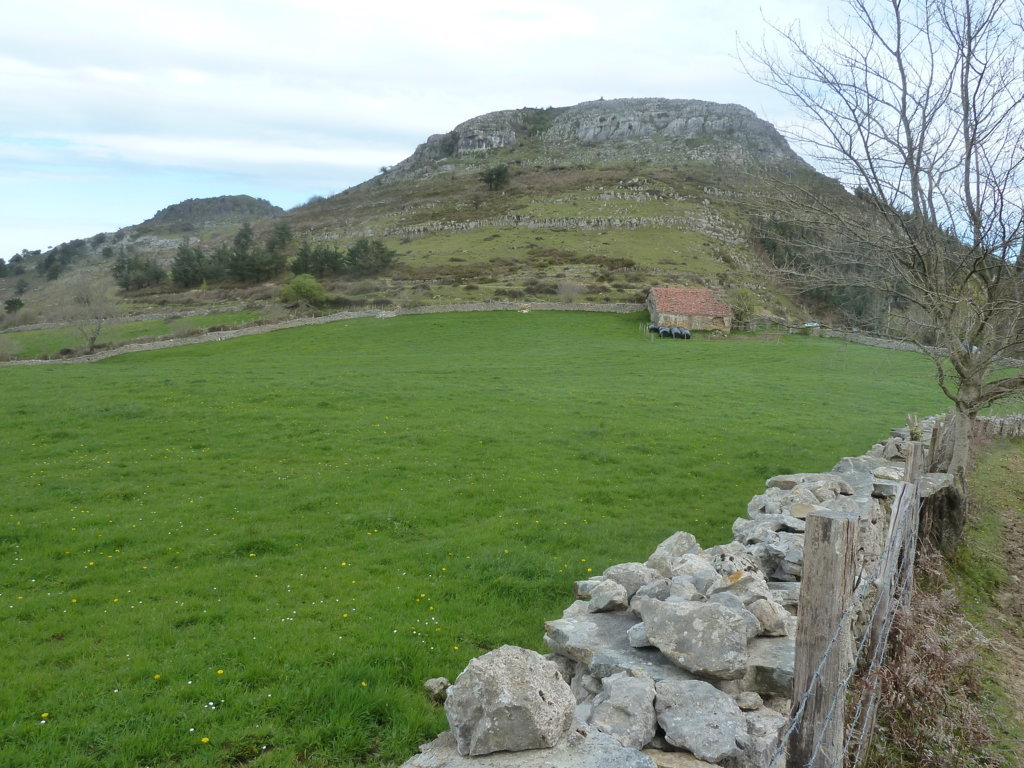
[0,0,841,260]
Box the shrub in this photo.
[281,274,327,308]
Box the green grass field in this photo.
[0,311,262,361]
[0,311,950,767]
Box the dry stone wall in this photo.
[1,302,644,366]
[977,414,1024,438]
[402,417,953,768]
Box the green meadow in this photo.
[1,311,949,767]
[0,311,262,361]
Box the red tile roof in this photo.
[649,286,730,317]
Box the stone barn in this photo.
[647,286,732,333]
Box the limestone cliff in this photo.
[387,98,806,181]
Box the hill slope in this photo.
[2,98,844,322]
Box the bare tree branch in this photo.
[742,0,1024,475]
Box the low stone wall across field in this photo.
[0,302,645,366]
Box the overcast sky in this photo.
[0,0,841,260]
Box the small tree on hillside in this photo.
[345,238,396,276]
[171,243,210,288]
[265,222,293,261]
[480,164,510,191]
[61,277,120,352]
[225,223,288,283]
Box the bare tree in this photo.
[61,274,120,353]
[745,0,1024,475]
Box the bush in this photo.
[281,274,327,308]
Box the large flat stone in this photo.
[639,599,750,680]
[545,609,696,682]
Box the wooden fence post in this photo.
[789,509,860,768]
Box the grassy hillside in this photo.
[2,99,846,325]
[0,311,950,767]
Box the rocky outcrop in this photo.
[387,98,808,183]
[542,99,799,166]
[401,416,955,768]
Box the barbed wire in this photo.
[767,471,923,768]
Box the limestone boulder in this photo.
[742,636,795,697]
[646,531,702,576]
[627,621,651,648]
[630,579,672,613]
[706,593,760,639]
[575,578,606,599]
[588,671,658,749]
[642,749,718,767]
[444,645,575,756]
[707,540,761,575]
[668,554,721,594]
[709,570,772,606]
[655,679,748,763]
[639,600,750,680]
[746,597,791,637]
[603,562,663,599]
[589,580,630,613]
[722,708,788,768]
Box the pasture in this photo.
[0,311,950,767]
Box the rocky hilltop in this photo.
[138,194,283,232]
[387,98,805,181]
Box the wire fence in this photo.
[768,426,934,768]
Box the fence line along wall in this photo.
[401,415,954,768]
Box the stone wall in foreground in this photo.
[401,417,953,768]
